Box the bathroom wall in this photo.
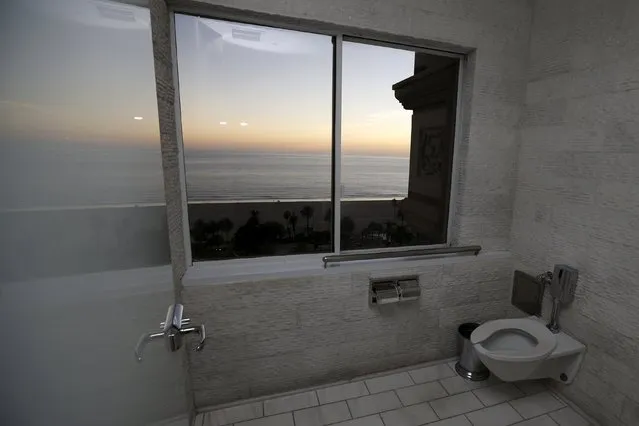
[177,0,533,408]
[511,0,639,424]
[184,254,515,407]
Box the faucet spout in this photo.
[135,331,164,362]
[180,324,206,351]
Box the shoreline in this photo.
[1,196,406,213]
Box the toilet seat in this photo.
[471,318,557,362]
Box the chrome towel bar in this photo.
[322,245,482,268]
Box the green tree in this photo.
[384,220,395,244]
[300,205,314,236]
[289,213,298,237]
[341,216,355,236]
[248,209,260,227]
[397,209,405,226]
[283,210,292,239]
[217,218,234,242]
[190,219,207,243]
[324,207,332,224]
[340,216,356,249]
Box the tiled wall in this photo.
[511,0,639,424]
[179,0,533,409]
[184,254,516,407]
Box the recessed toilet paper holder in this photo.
[370,276,420,304]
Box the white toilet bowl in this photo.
[471,317,585,383]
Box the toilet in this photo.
[470,316,585,383]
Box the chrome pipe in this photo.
[322,245,481,267]
[547,297,562,334]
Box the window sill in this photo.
[183,246,490,286]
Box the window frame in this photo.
[167,8,468,270]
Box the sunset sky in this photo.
[1,0,413,156]
[175,15,414,156]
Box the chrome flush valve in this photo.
[536,271,553,287]
[135,304,206,362]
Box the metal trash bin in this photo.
[455,322,490,381]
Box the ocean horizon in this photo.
[1,143,409,210]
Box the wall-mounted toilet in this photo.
[469,268,585,384]
[471,316,585,383]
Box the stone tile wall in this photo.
[511,1,639,424]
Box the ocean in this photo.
[186,150,409,202]
[1,144,409,210]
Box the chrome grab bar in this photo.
[322,245,481,268]
[135,304,206,362]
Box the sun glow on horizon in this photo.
[2,5,414,159]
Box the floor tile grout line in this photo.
[346,357,459,382]
[546,389,599,425]
[393,389,405,407]
[345,393,425,420]
[459,401,524,425]
[471,389,487,407]
[344,397,354,421]
[366,376,452,396]
[199,362,457,414]
[507,400,522,419]
[362,381,371,395]
[543,412,560,426]
[221,384,526,426]
[379,412,388,426]
[407,371,416,386]
[196,362,566,425]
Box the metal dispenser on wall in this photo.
[369,276,421,305]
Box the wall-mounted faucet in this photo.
[135,304,206,362]
[538,265,578,334]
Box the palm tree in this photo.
[341,216,355,236]
[340,216,356,250]
[289,213,298,237]
[283,210,292,239]
[384,220,394,244]
[324,207,332,224]
[300,205,314,236]
[217,218,234,242]
[190,219,207,243]
[248,209,260,227]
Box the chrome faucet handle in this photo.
[135,331,164,362]
[160,318,190,329]
[134,304,206,362]
[180,323,206,351]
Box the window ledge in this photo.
[183,247,497,287]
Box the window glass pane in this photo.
[0,0,170,281]
[341,41,459,250]
[175,15,333,261]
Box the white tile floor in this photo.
[195,359,595,426]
